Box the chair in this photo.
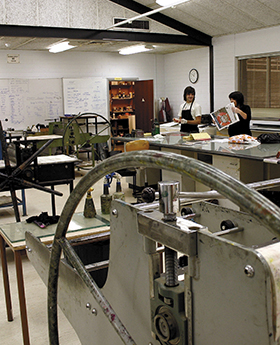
[116,140,150,198]
[125,139,149,152]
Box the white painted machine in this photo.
[26,150,280,345]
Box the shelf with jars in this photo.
[109,79,154,133]
[109,80,135,116]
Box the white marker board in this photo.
[62,77,108,118]
[0,78,63,130]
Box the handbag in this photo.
[257,133,280,143]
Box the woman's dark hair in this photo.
[183,86,195,101]
[228,91,244,107]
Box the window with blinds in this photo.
[239,55,280,108]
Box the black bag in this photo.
[257,133,280,143]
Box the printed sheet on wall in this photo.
[0,78,63,130]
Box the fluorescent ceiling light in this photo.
[156,0,189,6]
[49,41,76,53]
[119,45,154,55]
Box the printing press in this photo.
[2,138,76,187]
[0,124,78,220]
[26,150,280,345]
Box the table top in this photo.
[0,154,78,169]
[113,133,280,161]
[5,133,62,141]
[37,154,78,165]
[0,212,110,249]
[25,134,62,141]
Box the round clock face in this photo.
[189,68,199,84]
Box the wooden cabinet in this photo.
[109,80,153,134]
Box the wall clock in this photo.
[189,68,199,84]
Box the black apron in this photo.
[180,102,198,133]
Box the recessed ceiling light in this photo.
[119,45,154,55]
[49,41,76,53]
[156,0,189,6]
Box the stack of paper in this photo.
[183,132,211,141]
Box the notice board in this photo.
[62,77,108,118]
[0,78,63,130]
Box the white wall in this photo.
[0,50,158,80]
[214,25,280,112]
[163,47,210,117]
[163,25,280,117]
[1,24,280,128]
[0,50,161,127]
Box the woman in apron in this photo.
[175,86,202,133]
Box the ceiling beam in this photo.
[0,24,206,46]
[108,0,212,46]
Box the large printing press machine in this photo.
[0,114,110,217]
[25,148,280,345]
[0,128,78,218]
[1,133,76,186]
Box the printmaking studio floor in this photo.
[0,165,135,345]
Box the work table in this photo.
[112,133,280,204]
[112,133,280,161]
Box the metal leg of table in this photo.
[14,250,30,345]
[0,235,13,322]
[21,189,27,216]
[70,181,73,193]
[51,182,73,216]
[51,185,56,216]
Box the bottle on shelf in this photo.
[152,118,160,136]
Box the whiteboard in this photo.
[63,77,108,118]
[0,78,63,130]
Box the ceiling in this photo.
[0,0,280,54]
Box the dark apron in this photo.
[180,108,198,133]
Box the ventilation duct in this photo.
[113,18,149,31]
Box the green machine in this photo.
[49,113,112,166]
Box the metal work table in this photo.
[113,133,280,161]
[112,133,280,195]
[0,212,110,345]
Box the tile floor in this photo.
[0,166,135,345]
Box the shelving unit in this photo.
[109,80,136,138]
[111,116,136,137]
[109,80,135,116]
[109,79,154,134]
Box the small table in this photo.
[0,212,110,345]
